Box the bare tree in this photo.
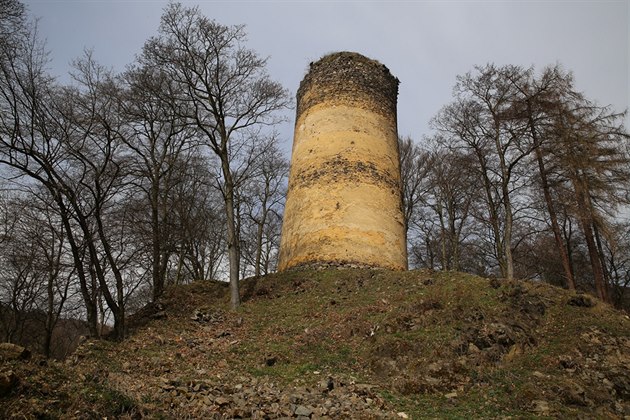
[120,62,198,300]
[0,195,44,343]
[398,136,430,240]
[28,196,74,358]
[602,221,630,306]
[427,62,629,301]
[141,3,290,308]
[401,137,479,272]
[0,30,133,338]
[504,65,578,290]
[0,10,104,337]
[54,52,134,339]
[549,97,630,302]
[426,144,478,271]
[0,0,25,42]
[239,139,288,277]
[0,190,74,358]
[433,65,536,280]
[170,154,227,283]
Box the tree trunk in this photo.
[494,125,514,281]
[221,155,241,309]
[435,200,449,270]
[254,210,265,277]
[175,247,185,284]
[571,176,610,302]
[44,274,54,358]
[504,203,514,281]
[151,181,164,301]
[477,153,506,278]
[527,104,576,290]
[91,210,126,340]
[592,222,611,302]
[536,147,576,290]
[448,200,460,271]
[581,218,609,302]
[562,214,577,282]
[56,198,99,337]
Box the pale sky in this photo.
[24,0,630,152]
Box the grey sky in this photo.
[24,0,630,151]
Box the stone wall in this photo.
[278,52,407,271]
[296,52,399,119]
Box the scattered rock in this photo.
[568,295,596,308]
[153,372,396,418]
[474,323,515,349]
[531,400,550,414]
[327,376,334,391]
[0,370,18,396]
[125,301,167,332]
[151,311,167,319]
[560,382,588,406]
[610,371,630,398]
[511,342,529,359]
[0,343,30,361]
[503,283,546,318]
[191,308,225,324]
[2,271,628,419]
[559,355,578,371]
[294,404,313,417]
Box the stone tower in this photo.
[278,52,407,271]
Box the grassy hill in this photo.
[1,268,629,418]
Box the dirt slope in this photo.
[1,269,629,419]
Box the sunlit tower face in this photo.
[278,52,407,271]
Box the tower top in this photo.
[297,51,399,118]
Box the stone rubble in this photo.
[156,375,399,418]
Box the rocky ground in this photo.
[1,269,629,418]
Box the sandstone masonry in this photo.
[278,52,408,271]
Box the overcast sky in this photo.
[24,0,630,153]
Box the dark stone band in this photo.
[292,155,400,191]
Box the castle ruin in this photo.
[278,52,407,271]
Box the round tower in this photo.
[278,52,407,271]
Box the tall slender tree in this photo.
[120,62,198,300]
[551,98,629,302]
[141,3,290,309]
[239,139,288,277]
[432,65,533,279]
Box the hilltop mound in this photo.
[1,269,629,418]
